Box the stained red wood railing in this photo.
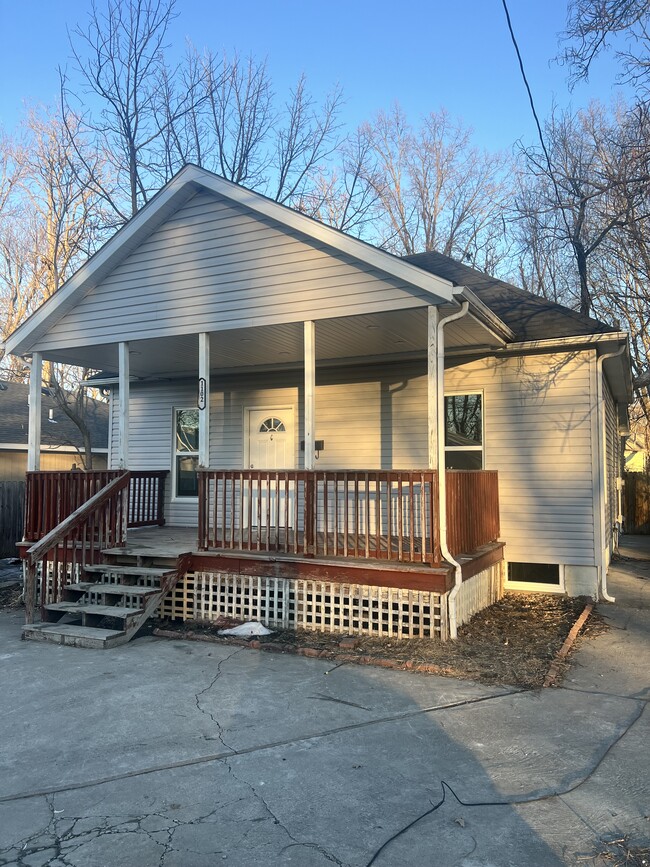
[24,469,168,540]
[446,470,500,557]
[311,471,440,564]
[199,469,499,566]
[198,470,309,555]
[125,471,167,527]
[199,469,442,565]
[23,473,131,623]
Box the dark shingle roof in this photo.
[0,381,109,450]
[403,250,617,342]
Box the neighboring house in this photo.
[3,165,632,646]
[625,432,648,474]
[0,380,109,479]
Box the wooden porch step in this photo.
[23,551,188,649]
[65,582,159,598]
[84,564,173,579]
[21,623,127,649]
[44,602,142,620]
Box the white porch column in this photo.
[304,320,316,470]
[198,332,210,468]
[118,341,130,469]
[427,306,440,469]
[27,351,43,472]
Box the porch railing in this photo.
[198,469,499,565]
[24,472,131,623]
[446,470,500,557]
[24,469,168,540]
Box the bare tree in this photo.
[561,0,650,97]
[292,127,380,235]
[62,0,209,221]
[359,105,511,267]
[514,103,646,314]
[0,109,109,466]
[63,1,345,222]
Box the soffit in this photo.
[43,308,501,381]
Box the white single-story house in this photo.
[4,164,632,647]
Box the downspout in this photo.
[596,343,626,603]
[437,300,470,639]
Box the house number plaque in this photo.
[197,377,207,410]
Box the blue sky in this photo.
[0,0,628,153]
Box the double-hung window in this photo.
[444,393,483,469]
[175,408,199,497]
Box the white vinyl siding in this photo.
[444,351,596,567]
[110,351,597,566]
[38,191,429,351]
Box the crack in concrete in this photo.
[194,647,243,753]
[222,758,350,867]
[1,795,254,867]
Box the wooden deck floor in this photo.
[111,526,504,595]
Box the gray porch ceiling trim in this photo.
[4,164,464,358]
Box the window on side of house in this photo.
[508,562,561,586]
[444,392,483,469]
[175,408,199,497]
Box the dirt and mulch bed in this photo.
[152,592,607,689]
[586,836,650,867]
[0,582,22,609]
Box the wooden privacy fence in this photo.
[624,472,650,534]
[0,481,25,557]
[24,473,131,623]
[24,469,168,540]
[199,469,500,566]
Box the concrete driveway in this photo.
[0,540,648,866]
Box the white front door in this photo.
[247,408,295,470]
[245,408,295,528]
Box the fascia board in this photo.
[4,173,200,356]
[453,286,515,344]
[497,331,629,353]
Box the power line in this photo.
[500,0,576,254]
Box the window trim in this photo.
[444,390,484,469]
[172,407,200,500]
[505,561,565,594]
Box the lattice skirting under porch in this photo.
[32,560,503,642]
[453,562,504,629]
[160,572,449,640]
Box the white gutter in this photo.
[499,331,629,355]
[596,343,626,603]
[436,300,470,639]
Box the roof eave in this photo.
[454,286,515,344]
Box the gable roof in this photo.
[0,381,109,451]
[404,251,616,342]
[4,165,456,358]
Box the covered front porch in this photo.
[19,293,510,642]
[21,463,503,642]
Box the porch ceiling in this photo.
[43,307,503,381]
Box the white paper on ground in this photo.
[219,622,273,636]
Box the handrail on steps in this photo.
[24,472,131,624]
